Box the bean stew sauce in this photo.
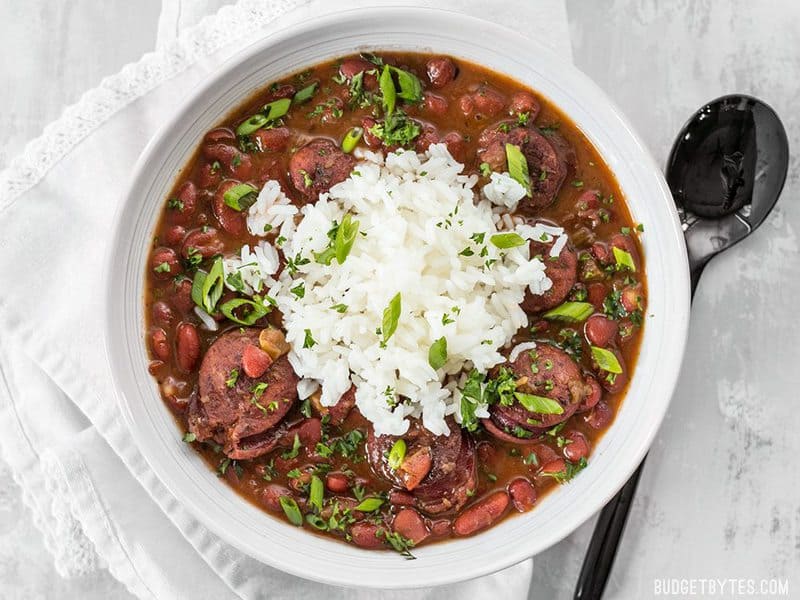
[145,52,647,555]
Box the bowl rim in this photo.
[105,6,690,589]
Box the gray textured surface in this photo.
[1,0,798,599]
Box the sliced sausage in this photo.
[188,328,299,459]
[289,138,355,201]
[521,236,578,313]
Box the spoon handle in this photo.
[573,264,703,600]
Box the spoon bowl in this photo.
[666,95,790,288]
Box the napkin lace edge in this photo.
[0,0,307,214]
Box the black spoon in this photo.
[574,94,789,600]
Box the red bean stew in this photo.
[145,52,646,555]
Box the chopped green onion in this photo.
[292,82,318,105]
[223,183,258,211]
[182,432,196,443]
[505,143,532,197]
[334,213,360,264]
[220,298,269,325]
[428,337,448,370]
[542,301,595,323]
[235,114,268,136]
[390,66,423,102]
[490,232,527,249]
[309,475,324,512]
[612,246,636,272]
[306,514,328,530]
[278,496,303,526]
[479,162,492,177]
[354,497,384,512]
[330,303,348,313]
[341,127,363,153]
[388,439,406,470]
[199,257,225,313]
[591,346,623,373]
[514,392,564,415]
[381,292,402,345]
[191,270,207,307]
[379,65,396,115]
[262,97,292,121]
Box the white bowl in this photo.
[105,6,690,589]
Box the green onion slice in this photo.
[309,475,324,512]
[220,298,269,325]
[262,97,292,122]
[235,114,268,136]
[379,65,396,115]
[542,301,595,323]
[505,143,532,197]
[390,66,423,102]
[199,258,225,313]
[612,246,636,272]
[387,439,406,470]
[514,392,564,415]
[334,213,360,264]
[354,497,384,512]
[191,270,207,308]
[278,496,303,526]
[490,232,527,249]
[591,346,623,373]
[305,514,328,530]
[381,292,402,344]
[428,336,448,370]
[341,127,363,153]
[223,183,258,212]
[293,82,318,105]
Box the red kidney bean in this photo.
[585,400,613,430]
[476,441,495,467]
[426,57,457,88]
[430,519,452,537]
[163,225,186,247]
[362,117,382,148]
[151,301,175,326]
[458,94,475,117]
[581,376,603,411]
[325,472,350,494]
[585,314,619,347]
[610,233,639,264]
[587,283,607,310]
[591,241,613,266]
[150,247,180,280]
[292,418,322,447]
[167,181,198,225]
[289,471,311,492]
[576,189,601,211]
[150,328,170,361]
[508,478,537,512]
[443,131,466,163]
[471,87,506,117]
[172,279,194,314]
[393,508,429,545]
[340,58,378,89]
[389,489,415,506]
[175,322,200,373]
[148,360,165,376]
[267,84,295,101]
[204,128,236,144]
[197,160,221,189]
[241,344,273,378]
[509,91,540,119]
[202,144,252,180]
[213,180,247,236]
[260,484,292,512]
[423,92,448,116]
[563,431,590,462]
[414,125,440,153]
[595,347,628,393]
[350,522,385,549]
[533,443,560,467]
[453,491,509,536]
[182,227,224,259]
[254,127,290,152]
[541,458,566,475]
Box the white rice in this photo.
[482,172,527,209]
[261,144,556,436]
[509,341,537,363]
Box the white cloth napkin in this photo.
[0,0,571,597]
